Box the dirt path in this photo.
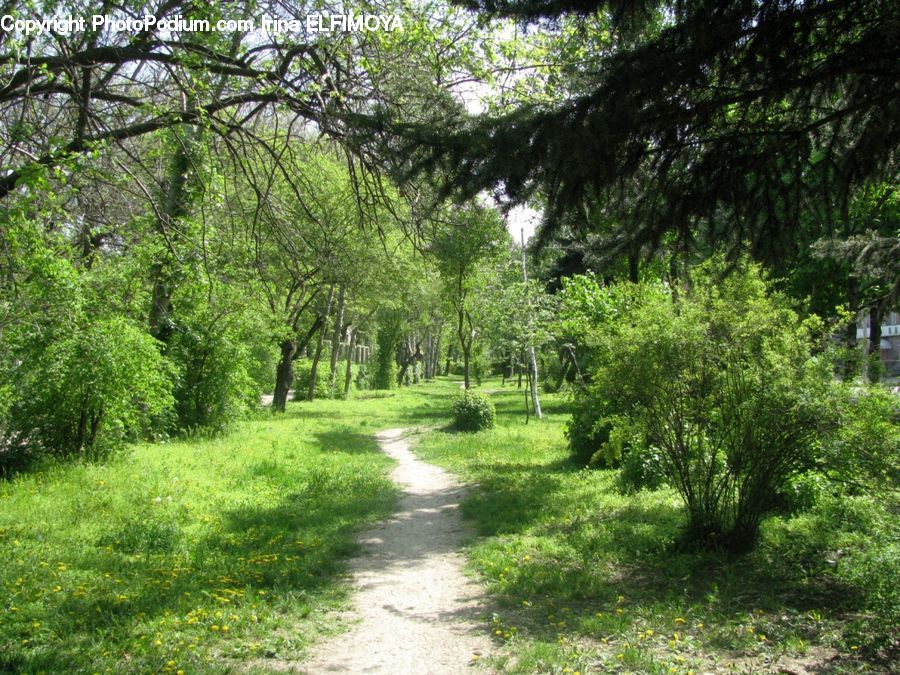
[301,428,493,674]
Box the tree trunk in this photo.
[432,330,442,378]
[343,327,358,399]
[844,276,860,379]
[458,308,473,389]
[867,300,885,383]
[519,229,542,418]
[308,285,335,401]
[628,252,640,283]
[148,139,193,345]
[462,345,471,389]
[423,329,433,380]
[528,346,543,418]
[328,286,346,395]
[273,339,296,412]
[396,337,411,386]
[412,338,423,384]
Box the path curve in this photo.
[302,428,492,674]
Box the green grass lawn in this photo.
[418,378,899,674]
[1,375,895,674]
[0,379,460,674]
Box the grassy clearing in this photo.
[2,376,895,674]
[418,377,899,674]
[0,380,461,674]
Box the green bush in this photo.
[168,319,256,433]
[571,259,840,550]
[373,315,401,390]
[565,390,611,465]
[452,390,496,432]
[823,383,899,492]
[10,317,173,461]
[618,444,667,493]
[292,358,334,400]
[354,364,371,391]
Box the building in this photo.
[857,310,900,377]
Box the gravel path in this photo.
[301,428,492,674]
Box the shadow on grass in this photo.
[460,456,869,651]
[313,428,381,455]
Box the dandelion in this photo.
[674,617,686,624]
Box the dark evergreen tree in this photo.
[371,0,898,263]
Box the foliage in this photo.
[452,390,496,432]
[430,203,510,389]
[8,318,172,465]
[417,379,898,672]
[565,393,611,466]
[167,312,257,434]
[562,277,667,466]
[395,0,897,266]
[570,261,840,549]
[822,384,900,493]
[292,358,335,400]
[373,313,403,390]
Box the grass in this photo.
[418,377,899,674]
[1,375,896,673]
[0,379,459,674]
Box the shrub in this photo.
[373,315,401,390]
[10,317,173,461]
[573,260,839,550]
[618,444,667,493]
[292,358,334,400]
[168,318,256,433]
[822,383,899,493]
[452,390,496,432]
[354,364,371,391]
[565,390,611,465]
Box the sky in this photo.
[506,204,540,244]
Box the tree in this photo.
[430,204,508,389]
[376,0,898,263]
